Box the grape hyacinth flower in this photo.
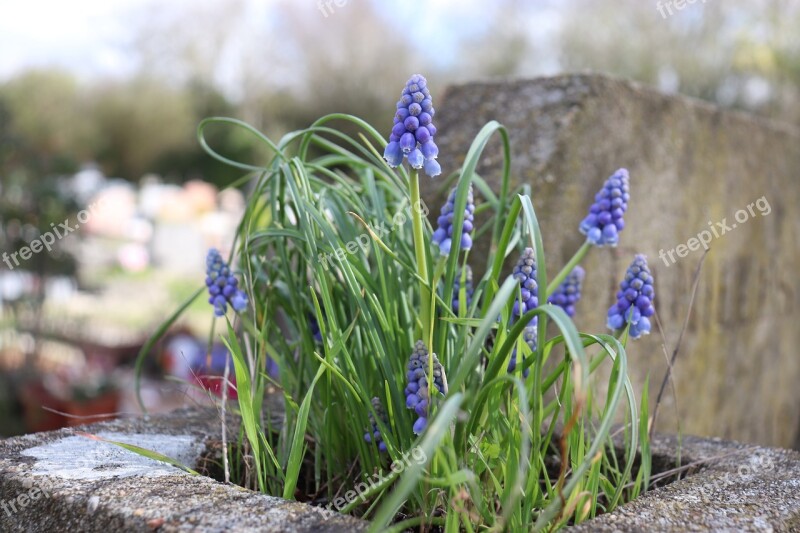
[383,74,442,178]
[364,397,389,452]
[507,325,536,377]
[579,168,630,247]
[404,340,448,435]
[547,266,585,318]
[512,247,539,323]
[452,265,474,314]
[309,313,323,343]
[607,254,656,339]
[432,184,475,255]
[508,248,539,376]
[205,248,248,317]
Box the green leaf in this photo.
[76,432,199,476]
[283,363,327,500]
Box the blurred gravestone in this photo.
[424,74,800,448]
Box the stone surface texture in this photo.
[569,432,800,532]
[0,409,367,532]
[424,73,800,448]
[2,408,798,531]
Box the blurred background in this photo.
[1,0,799,436]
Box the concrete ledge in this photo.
[3,408,799,531]
[0,409,368,532]
[569,433,800,532]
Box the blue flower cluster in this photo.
[507,325,536,377]
[205,249,247,317]
[512,247,539,321]
[432,184,475,255]
[405,340,447,435]
[383,74,441,178]
[547,266,585,318]
[363,397,389,452]
[607,254,655,339]
[579,168,630,246]
[507,248,539,376]
[309,313,323,343]
[452,265,473,314]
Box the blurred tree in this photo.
[151,78,256,188]
[2,0,799,192]
[0,69,96,177]
[127,0,246,89]
[453,0,537,80]
[89,76,195,180]
[557,0,800,123]
[0,70,83,295]
[248,1,417,136]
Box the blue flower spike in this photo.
[579,168,630,246]
[309,314,323,343]
[432,184,475,256]
[452,265,474,314]
[508,247,539,376]
[363,397,389,453]
[607,254,656,339]
[508,325,536,377]
[205,248,248,317]
[547,266,585,318]
[383,74,441,178]
[404,340,448,435]
[512,247,538,321]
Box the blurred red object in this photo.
[194,373,237,400]
[63,390,120,427]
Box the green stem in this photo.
[546,239,592,296]
[409,169,432,347]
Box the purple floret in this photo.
[363,397,390,453]
[432,184,475,256]
[404,340,447,435]
[547,266,585,318]
[579,169,630,247]
[508,325,536,378]
[606,254,655,339]
[383,74,441,177]
[508,248,539,376]
[205,248,248,317]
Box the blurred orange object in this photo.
[19,382,66,434]
[63,390,120,427]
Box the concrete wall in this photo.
[423,74,800,448]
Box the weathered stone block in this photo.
[0,409,367,532]
[569,432,800,532]
[3,408,798,531]
[424,74,800,447]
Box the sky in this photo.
[0,0,149,79]
[0,0,506,82]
